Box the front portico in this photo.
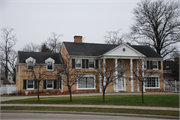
[100,43,146,92]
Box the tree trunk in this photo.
[142,81,144,103]
[38,81,39,101]
[103,89,105,102]
[68,87,72,102]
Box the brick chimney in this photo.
[126,42,131,45]
[74,36,82,43]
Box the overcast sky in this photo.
[1,0,179,53]
[1,0,143,51]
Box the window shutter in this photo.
[72,59,75,68]
[86,59,89,68]
[82,59,85,68]
[95,60,98,69]
[54,80,57,89]
[158,61,161,69]
[150,61,153,69]
[147,61,149,69]
[34,80,37,89]
[43,80,46,89]
[23,80,26,89]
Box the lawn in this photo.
[2,94,179,108]
[1,106,179,116]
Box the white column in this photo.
[103,58,106,87]
[136,60,139,92]
[130,59,134,92]
[61,76,63,93]
[142,60,145,92]
[99,59,102,93]
[115,58,118,92]
[175,80,177,92]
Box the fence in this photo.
[0,84,16,95]
[164,80,179,92]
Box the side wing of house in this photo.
[16,51,64,94]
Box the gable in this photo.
[25,57,36,64]
[45,57,55,63]
[104,43,145,58]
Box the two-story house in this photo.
[60,36,164,93]
[16,36,164,94]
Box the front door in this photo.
[117,72,125,90]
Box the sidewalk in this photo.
[1,104,179,111]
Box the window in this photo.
[75,59,82,69]
[27,80,34,90]
[144,61,147,69]
[78,76,95,89]
[145,77,159,88]
[117,59,125,69]
[27,61,34,71]
[152,61,158,69]
[89,59,95,69]
[47,62,53,71]
[47,80,53,89]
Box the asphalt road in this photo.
[1,112,174,120]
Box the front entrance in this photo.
[117,72,126,91]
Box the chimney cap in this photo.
[74,35,82,38]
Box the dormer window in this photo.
[45,57,55,71]
[27,61,34,71]
[26,57,36,71]
[47,62,53,71]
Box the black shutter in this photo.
[147,61,149,69]
[86,59,89,68]
[95,60,98,69]
[150,61,153,69]
[72,59,75,68]
[158,61,161,69]
[54,80,57,89]
[43,80,46,89]
[82,59,85,68]
[23,80,26,89]
[34,80,37,89]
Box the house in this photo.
[60,36,164,93]
[16,52,64,94]
[163,60,178,91]
[16,36,164,94]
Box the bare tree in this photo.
[40,43,52,52]
[21,42,40,52]
[58,55,86,102]
[132,60,162,103]
[104,29,128,45]
[98,60,127,102]
[0,28,17,79]
[47,32,63,53]
[24,64,57,101]
[131,0,180,58]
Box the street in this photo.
[1,112,175,120]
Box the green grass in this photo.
[1,106,179,116]
[2,94,179,108]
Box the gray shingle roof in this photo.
[63,42,162,58]
[18,51,64,64]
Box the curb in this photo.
[1,110,179,119]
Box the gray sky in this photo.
[1,0,142,51]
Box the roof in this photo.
[63,42,162,58]
[18,51,64,64]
